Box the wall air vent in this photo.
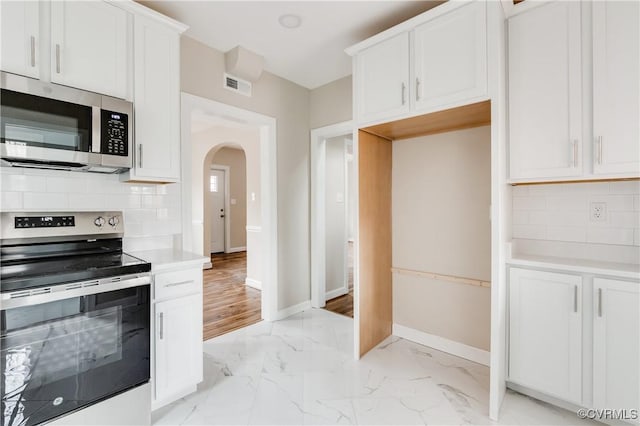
[224,73,252,97]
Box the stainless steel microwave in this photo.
[0,72,133,173]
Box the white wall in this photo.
[0,168,181,252]
[325,136,348,296]
[392,126,492,351]
[182,37,309,310]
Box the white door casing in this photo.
[210,168,226,253]
[181,93,278,322]
[310,121,354,310]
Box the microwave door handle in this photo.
[92,107,101,153]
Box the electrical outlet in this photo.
[590,202,607,222]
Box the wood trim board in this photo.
[361,100,491,141]
[358,130,393,357]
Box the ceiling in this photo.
[139,1,443,89]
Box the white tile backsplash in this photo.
[513,181,640,247]
[0,168,182,251]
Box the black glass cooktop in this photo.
[0,239,150,293]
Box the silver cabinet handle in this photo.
[573,285,578,313]
[573,140,579,168]
[159,312,164,339]
[138,144,143,168]
[401,82,406,105]
[597,288,603,317]
[165,280,192,288]
[55,44,61,73]
[416,78,421,101]
[30,36,36,67]
[595,136,603,165]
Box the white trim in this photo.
[227,246,247,253]
[344,1,470,56]
[393,324,491,366]
[210,164,230,253]
[246,225,262,233]
[276,300,311,320]
[325,287,348,301]
[245,278,262,290]
[180,92,278,322]
[203,261,212,270]
[310,120,353,310]
[109,0,189,33]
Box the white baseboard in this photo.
[245,278,262,290]
[276,300,311,320]
[393,323,490,366]
[203,261,212,269]
[325,286,348,301]
[227,246,246,253]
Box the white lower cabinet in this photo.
[509,268,583,403]
[593,278,640,412]
[509,266,640,417]
[152,267,203,409]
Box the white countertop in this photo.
[508,254,640,280]
[129,249,208,272]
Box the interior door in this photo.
[210,168,226,253]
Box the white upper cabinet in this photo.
[592,1,640,176]
[508,1,582,180]
[593,278,640,412]
[0,1,40,79]
[121,14,183,183]
[50,1,129,99]
[350,1,488,125]
[413,1,487,112]
[508,268,583,404]
[355,33,410,124]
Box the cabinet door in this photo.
[509,268,582,404]
[355,33,410,124]
[593,278,640,412]
[592,2,640,176]
[154,293,202,403]
[0,1,39,78]
[508,2,582,180]
[50,1,128,99]
[413,1,487,112]
[130,15,181,181]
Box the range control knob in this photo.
[94,216,106,227]
[108,216,120,227]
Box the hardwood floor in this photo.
[324,290,354,318]
[203,251,262,341]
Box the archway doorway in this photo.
[180,93,278,331]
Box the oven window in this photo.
[0,89,91,152]
[1,285,149,426]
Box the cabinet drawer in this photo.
[154,268,201,300]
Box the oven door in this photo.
[0,281,150,426]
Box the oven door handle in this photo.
[0,275,150,310]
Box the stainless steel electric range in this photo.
[0,211,151,426]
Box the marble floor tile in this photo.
[152,308,595,426]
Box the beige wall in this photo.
[182,36,310,310]
[310,75,353,129]
[193,126,261,289]
[211,147,247,249]
[392,126,492,351]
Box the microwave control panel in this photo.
[101,110,128,156]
